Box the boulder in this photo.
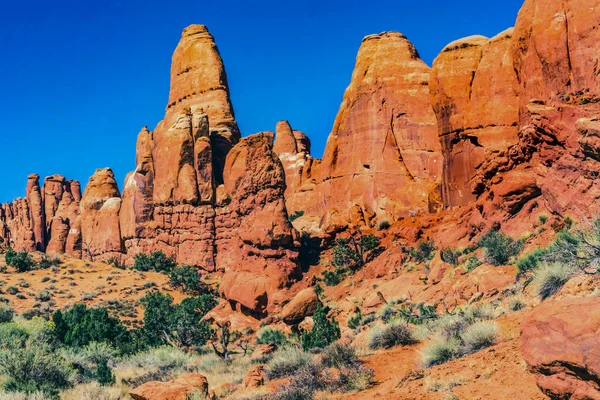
[520,297,600,399]
[242,365,265,389]
[281,287,322,325]
[129,373,213,400]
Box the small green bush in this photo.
[478,230,523,266]
[321,343,359,369]
[53,304,129,350]
[132,251,176,273]
[289,210,305,222]
[322,268,344,286]
[421,337,460,367]
[460,321,498,352]
[440,248,461,266]
[408,240,436,263]
[5,250,35,273]
[140,292,216,349]
[0,306,14,323]
[95,358,115,386]
[377,220,391,231]
[300,305,340,351]
[464,255,481,272]
[266,346,311,379]
[538,214,549,225]
[35,290,51,302]
[256,327,287,347]
[347,312,362,330]
[6,286,18,295]
[534,263,574,300]
[168,265,205,294]
[517,248,549,274]
[377,304,398,322]
[0,343,74,396]
[368,323,416,350]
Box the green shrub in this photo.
[322,268,344,286]
[408,240,436,263]
[347,312,362,330]
[421,337,460,367]
[508,296,526,311]
[332,235,380,273]
[534,263,574,300]
[6,286,18,295]
[168,265,205,294]
[398,302,438,325]
[289,210,305,222]
[266,346,311,379]
[377,220,391,231]
[0,343,74,396]
[478,230,523,266]
[52,304,128,350]
[460,321,498,352]
[368,323,416,350]
[464,255,481,272]
[256,327,287,346]
[0,306,14,323]
[94,358,115,386]
[538,214,549,225]
[140,292,216,349]
[440,248,461,266]
[5,250,35,273]
[106,257,126,270]
[35,290,51,302]
[300,305,340,351]
[38,257,61,270]
[517,247,549,274]
[132,251,176,273]
[324,234,381,286]
[376,304,398,322]
[321,343,359,369]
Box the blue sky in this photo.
[0,0,524,202]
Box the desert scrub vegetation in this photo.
[266,345,312,379]
[367,322,416,350]
[406,240,436,263]
[269,343,374,399]
[256,326,287,347]
[0,277,230,398]
[420,306,499,367]
[322,233,381,286]
[516,218,600,299]
[478,229,523,266]
[534,262,575,300]
[300,305,341,351]
[4,249,35,273]
[132,250,176,273]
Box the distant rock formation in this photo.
[0,174,82,257]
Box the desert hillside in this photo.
[0,0,599,399]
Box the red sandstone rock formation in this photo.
[430,30,520,208]
[129,373,214,400]
[218,133,300,315]
[520,297,600,399]
[1,174,82,255]
[80,168,123,261]
[274,32,444,232]
[319,32,443,224]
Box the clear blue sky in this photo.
[0,0,525,203]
